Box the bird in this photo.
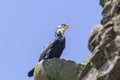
[28,24,71,77]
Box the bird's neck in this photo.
[57,35,65,41]
[55,30,65,40]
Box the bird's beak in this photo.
[66,24,72,28]
[64,24,72,30]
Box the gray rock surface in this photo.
[79,0,120,80]
[34,58,84,80]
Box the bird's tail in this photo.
[28,68,34,77]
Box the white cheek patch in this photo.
[57,29,64,34]
[57,28,65,31]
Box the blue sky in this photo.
[0,0,102,80]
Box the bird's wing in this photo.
[28,39,58,77]
[38,39,57,61]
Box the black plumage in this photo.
[38,38,65,61]
[28,24,71,77]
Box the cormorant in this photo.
[28,24,71,77]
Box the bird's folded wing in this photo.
[38,39,57,61]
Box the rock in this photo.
[112,15,120,35]
[34,60,48,80]
[102,1,112,17]
[110,0,120,17]
[100,0,111,7]
[34,58,84,80]
[88,24,103,52]
[79,0,120,80]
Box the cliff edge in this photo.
[34,58,84,80]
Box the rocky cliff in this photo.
[79,0,120,80]
[33,0,120,80]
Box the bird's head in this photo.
[55,24,71,38]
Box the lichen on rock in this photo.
[34,58,84,80]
